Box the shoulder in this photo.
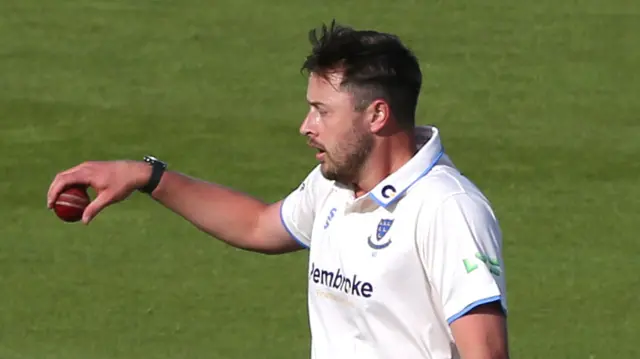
[303,165,330,185]
[301,165,334,194]
[407,164,503,254]
[287,164,336,206]
[409,162,498,224]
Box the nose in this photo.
[299,110,316,137]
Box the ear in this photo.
[367,99,391,133]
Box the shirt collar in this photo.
[367,125,445,208]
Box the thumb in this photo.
[82,191,113,225]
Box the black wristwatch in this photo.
[139,155,167,194]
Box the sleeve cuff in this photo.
[446,295,505,325]
[279,198,310,248]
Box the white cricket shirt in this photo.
[280,125,507,359]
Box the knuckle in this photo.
[78,162,92,172]
[54,171,67,183]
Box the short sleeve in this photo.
[418,193,508,325]
[280,166,332,248]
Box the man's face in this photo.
[300,72,373,184]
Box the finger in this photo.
[82,191,112,225]
[47,162,92,196]
[47,166,91,208]
[48,173,83,208]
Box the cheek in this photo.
[320,112,362,155]
[328,128,357,157]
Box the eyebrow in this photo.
[307,100,327,108]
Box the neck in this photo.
[352,130,416,198]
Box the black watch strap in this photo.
[139,155,167,194]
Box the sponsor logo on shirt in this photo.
[309,262,373,298]
[381,185,396,199]
[463,252,502,276]
[324,208,337,229]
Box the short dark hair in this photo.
[301,20,422,129]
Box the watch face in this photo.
[144,156,166,168]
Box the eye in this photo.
[310,106,328,118]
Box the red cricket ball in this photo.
[54,186,91,223]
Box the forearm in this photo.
[149,170,269,251]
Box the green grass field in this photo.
[1,1,639,358]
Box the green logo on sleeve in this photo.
[463,259,478,273]
[463,252,501,276]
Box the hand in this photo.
[47,160,151,224]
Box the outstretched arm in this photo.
[47,160,303,255]
[150,169,302,254]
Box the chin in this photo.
[319,164,338,181]
[321,166,353,185]
[319,164,331,178]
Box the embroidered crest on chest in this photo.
[367,218,394,250]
